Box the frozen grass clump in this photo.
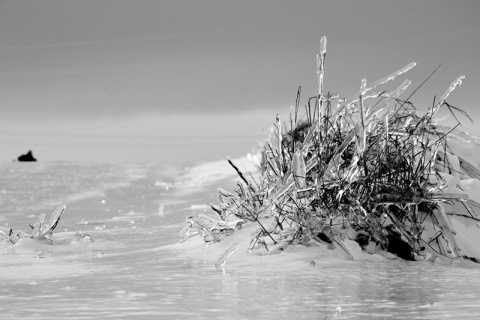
[181,37,480,265]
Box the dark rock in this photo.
[316,232,333,244]
[17,150,37,162]
[347,225,415,260]
[347,227,370,248]
[385,225,415,261]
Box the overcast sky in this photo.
[0,0,478,161]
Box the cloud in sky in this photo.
[0,0,478,160]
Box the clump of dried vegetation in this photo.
[180,36,480,264]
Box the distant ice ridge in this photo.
[175,156,258,192]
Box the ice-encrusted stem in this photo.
[317,36,327,130]
[215,243,240,269]
[428,75,465,119]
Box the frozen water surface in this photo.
[1,160,480,319]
